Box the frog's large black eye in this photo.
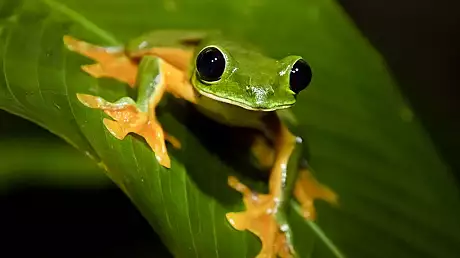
[289,59,312,94]
[196,47,226,82]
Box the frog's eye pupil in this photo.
[196,47,226,82]
[289,59,312,94]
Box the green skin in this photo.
[124,31,309,255]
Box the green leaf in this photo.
[0,0,459,257]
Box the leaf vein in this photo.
[292,201,346,258]
[34,13,48,107]
[157,163,174,235]
[210,201,220,258]
[183,173,198,258]
[2,14,26,111]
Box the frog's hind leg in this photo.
[63,36,138,87]
[227,120,339,257]
[77,56,185,168]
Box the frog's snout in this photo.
[246,84,273,105]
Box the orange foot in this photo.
[294,168,338,220]
[226,170,338,258]
[63,36,138,87]
[77,94,180,168]
[226,176,293,258]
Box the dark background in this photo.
[338,0,459,180]
[1,0,458,257]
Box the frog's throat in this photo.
[196,89,292,111]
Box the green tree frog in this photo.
[63,30,338,258]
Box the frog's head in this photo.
[190,42,312,111]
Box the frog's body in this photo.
[128,31,296,133]
[64,31,337,258]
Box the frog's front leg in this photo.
[77,55,188,168]
[226,122,300,258]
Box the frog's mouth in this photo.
[196,89,292,112]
